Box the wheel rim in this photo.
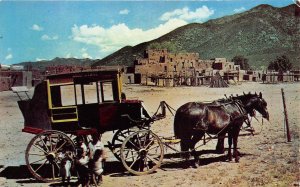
[120,130,164,175]
[25,130,75,182]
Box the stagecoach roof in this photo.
[46,69,121,85]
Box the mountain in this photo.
[92,4,300,69]
[17,57,94,70]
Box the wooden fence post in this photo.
[281,88,291,142]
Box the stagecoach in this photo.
[17,70,168,182]
[16,69,268,182]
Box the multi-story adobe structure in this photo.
[135,49,214,86]
[134,49,244,86]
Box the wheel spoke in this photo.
[147,144,160,151]
[54,161,60,170]
[124,152,139,160]
[127,139,140,150]
[136,133,142,147]
[129,155,140,168]
[52,164,55,179]
[33,144,48,154]
[144,139,154,150]
[29,153,45,156]
[52,135,60,151]
[123,149,132,161]
[30,157,47,165]
[141,133,149,147]
[146,155,159,165]
[54,140,67,152]
[39,137,49,152]
[34,159,48,172]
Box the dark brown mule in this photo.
[173,92,269,166]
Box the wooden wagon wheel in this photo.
[25,130,76,182]
[120,130,164,175]
[111,129,136,161]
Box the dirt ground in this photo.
[0,82,299,187]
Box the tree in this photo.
[268,55,292,72]
[232,55,250,70]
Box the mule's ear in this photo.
[248,91,251,95]
[259,92,262,98]
[255,92,257,95]
[243,92,246,95]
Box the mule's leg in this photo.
[180,137,191,159]
[190,131,205,167]
[216,133,226,154]
[227,131,233,161]
[232,128,241,162]
[180,135,192,168]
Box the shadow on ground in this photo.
[0,150,252,184]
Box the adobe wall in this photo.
[0,71,33,91]
[0,77,11,91]
[135,49,214,81]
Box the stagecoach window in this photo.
[60,85,76,106]
[83,82,98,104]
[102,82,114,101]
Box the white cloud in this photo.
[160,6,214,22]
[36,58,46,61]
[65,53,71,58]
[5,54,13,60]
[233,7,246,13]
[119,9,129,15]
[82,52,92,59]
[41,34,59,41]
[31,24,43,31]
[71,18,187,54]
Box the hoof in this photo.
[235,157,240,163]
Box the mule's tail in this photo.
[173,110,183,139]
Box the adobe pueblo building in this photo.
[134,49,241,87]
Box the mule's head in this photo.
[244,92,269,120]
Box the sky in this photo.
[0,0,293,65]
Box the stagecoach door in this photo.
[47,81,79,131]
[73,76,121,131]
